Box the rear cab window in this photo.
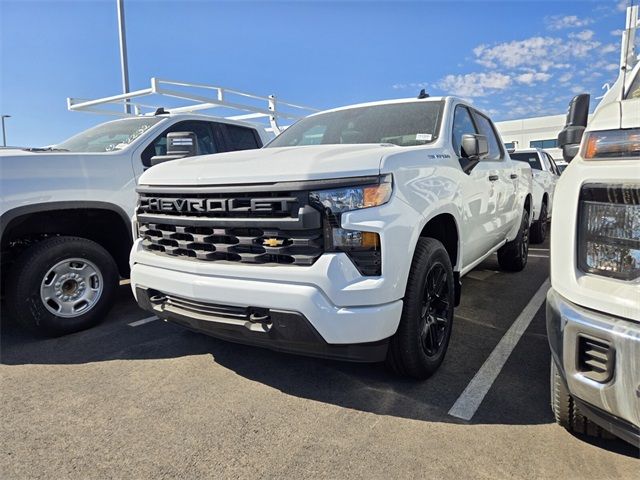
[510,152,542,170]
[223,124,262,150]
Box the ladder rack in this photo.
[67,78,318,133]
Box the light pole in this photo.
[1,115,10,147]
[116,0,130,114]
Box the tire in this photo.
[5,236,118,336]
[550,358,614,439]
[530,201,548,244]
[497,208,529,272]
[386,238,455,379]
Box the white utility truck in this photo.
[130,94,533,379]
[549,6,640,446]
[509,148,559,243]
[0,78,315,336]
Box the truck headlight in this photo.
[578,184,640,280]
[309,175,392,213]
[309,175,391,276]
[582,129,640,160]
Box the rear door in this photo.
[542,152,558,215]
[471,110,517,242]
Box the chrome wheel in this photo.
[419,262,451,357]
[40,258,104,318]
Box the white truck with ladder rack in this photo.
[0,78,315,335]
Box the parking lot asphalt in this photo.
[1,237,638,479]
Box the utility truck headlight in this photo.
[582,129,640,160]
[310,175,391,276]
[309,175,392,213]
[578,184,640,280]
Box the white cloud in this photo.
[514,72,552,85]
[559,72,573,83]
[569,30,594,41]
[392,82,428,90]
[392,7,623,119]
[610,29,623,36]
[617,0,630,12]
[546,15,593,30]
[473,36,600,72]
[438,72,511,97]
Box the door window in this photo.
[141,121,217,166]
[547,153,560,175]
[452,106,478,157]
[223,124,261,150]
[472,111,504,161]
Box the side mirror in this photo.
[557,94,590,163]
[459,134,489,173]
[461,134,489,159]
[150,131,198,167]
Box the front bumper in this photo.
[130,257,403,361]
[135,286,390,362]
[546,288,640,445]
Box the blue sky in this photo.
[0,0,633,146]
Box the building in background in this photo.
[495,114,566,160]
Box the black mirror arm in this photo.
[458,156,480,174]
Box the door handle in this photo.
[510,173,518,179]
[488,175,499,181]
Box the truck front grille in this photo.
[136,186,324,266]
[139,223,323,265]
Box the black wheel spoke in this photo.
[419,262,452,358]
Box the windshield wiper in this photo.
[24,147,70,152]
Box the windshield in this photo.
[268,101,443,148]
[56,117,164,153]
[510,152,542,170]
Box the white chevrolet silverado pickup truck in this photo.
[0,112,270,336]
[548,6,640,446]
[509,148,559,243]
[130,95,533,378]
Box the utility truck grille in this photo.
[136,186,324,266]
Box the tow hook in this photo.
[248,309,271,324]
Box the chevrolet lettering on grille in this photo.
[140,197,298,214]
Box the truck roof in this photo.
[311,96,447,116]
[119,111,260,130]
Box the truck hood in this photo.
[139,144,392,186]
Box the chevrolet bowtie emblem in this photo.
[263,238,285,247]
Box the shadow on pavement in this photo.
[2,259,638,457]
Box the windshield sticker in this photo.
[416,133,433,141]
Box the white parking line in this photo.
[128,316,158,327]
[530,248,549,251]
[448,278,550,421]
[529,254,549,258]
[119,279,131,285]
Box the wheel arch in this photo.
[418,213,460,271]
[1,201,133,277]
[524,194,532,220]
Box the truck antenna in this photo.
[417,89,430,99]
